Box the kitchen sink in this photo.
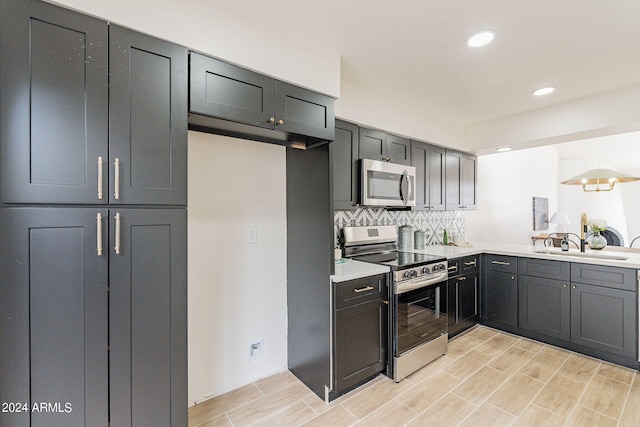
[533,249,628,261]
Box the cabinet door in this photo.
[0,208,108,427]
[571,283,637,359]
[331,120,359,210]
[448,273,479,337]
[413,141,445,210]
[110,26,188,205]
[189,52,275,128]
[275,81,335,141]
[109,209,187,427]
[518,275,570,341]
[359,128,387,161]
[334,299,386,393]
[0,0,108,204]
[445,150,477,210]
[386,134,411,165]
[483,271,518,327]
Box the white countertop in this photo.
[331,259,391,282]
[330,243,640,282]
[409,242,640,270]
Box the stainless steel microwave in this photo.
[361,159,416,207]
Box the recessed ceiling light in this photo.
[532,86,555,96]
[496,147,512,152]
[466,31,495,48]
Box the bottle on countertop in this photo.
[443,229,449,245]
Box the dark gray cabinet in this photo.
[333,274,387,394]
[0,0,108,205]
[411,141,445,211]
[109,209,187,427]
[518,258,571,341]
[482,255,518,328]
[445,150,477,210]
[0,208,109,427]
[0,1,187,206]
[359,128,411,165]
[0,1,188,425]
[570,264,637,360]
[448,256,479,337]
[109,26,188,205]
[331,120,360,210]
[189,52,335,145]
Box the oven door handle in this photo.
[395,271,448,294]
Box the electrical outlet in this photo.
[248,226,258,243]
[249,340,263,360]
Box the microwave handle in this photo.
[400,170,412,205]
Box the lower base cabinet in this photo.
[0,207,186,427]
[333,274,387,395]
[448,256,479,338]
[482,255,518,328]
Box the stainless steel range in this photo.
[342,225,448,382]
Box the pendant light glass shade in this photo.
[561,168,640,192]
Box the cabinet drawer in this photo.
[571,264,637,291]
[485,255,517,273]
[447,258,461,277]
[518,257,569,281]
[334,274,386,309]
[461,255,479,273]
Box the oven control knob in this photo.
[422,266,430,274]
[433,264,442,272]
[403,271,412,279]
[412,270,418,278]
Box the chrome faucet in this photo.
[580,213,588,252]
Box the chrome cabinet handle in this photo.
[448,265,458,271]
[114,158,120,200]
[464,260,477,266]
[114,213,121,255]
[97,157,104,200]
[96,213,103,256]
[353,286,374,293]
[492,260,511,266]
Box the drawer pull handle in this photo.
[448,265,458,271]
[464,261,476,266]
[492,260,511,266]
[458,277,467,281]
[353,286,374,293]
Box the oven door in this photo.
[394,280,447,356]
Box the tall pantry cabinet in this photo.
[0,0,188,426]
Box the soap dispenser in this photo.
[561,236,569,251]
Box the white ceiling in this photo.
[212,0,640,128]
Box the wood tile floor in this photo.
[188,326,640,427]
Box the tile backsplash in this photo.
[334,208,465,246]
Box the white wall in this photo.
[49,0,341,97]
[336,81,467,150]
[187,132,287,405]
[465,146,559,245]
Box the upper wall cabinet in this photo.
[0,0,188,206]
[109,26,188,205]
[189,52,335,147]
[331,120,360,210]
[411,141,445,211]
[358,128,411,165]
[445,150,477,210]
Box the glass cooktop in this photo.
[353,251,446,270]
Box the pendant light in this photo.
[560,139,640,192]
